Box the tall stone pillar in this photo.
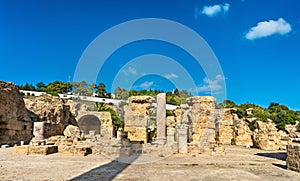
[156,93,166,144]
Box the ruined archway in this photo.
[78,114,101,134]
[76,111,114,137]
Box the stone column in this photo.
[177,124,188,153]
[156,93,166,144]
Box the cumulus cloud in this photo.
[164,73,178,79]
[139,81,154,89]
[201,3,230,17]
[245,18,292,40]
[192,74,225,94]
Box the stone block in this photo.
[60,146,92,156]
[177,126,188,153]
[13,145,58,155]
[286,144,300,172]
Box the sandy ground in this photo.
[0,145,300,181]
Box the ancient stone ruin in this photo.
[124,96,154,144]
[286,144,300,173]
[24,94,78,138]
[0,81,32,145]
[1,79,300,176]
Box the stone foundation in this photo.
[60,146,92,156]
[13,145,58,155]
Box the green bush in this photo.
[166,110,175,117]
[47,92,59,96]
[236,108,246,119]
[248,120,257,131]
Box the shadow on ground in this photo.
[70,144,142,181]
[255,152,288,170]
[255,152,287,161]
[272,163,287,169]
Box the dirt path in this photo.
[0,146,299,181]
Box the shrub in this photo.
[166,110,175,117]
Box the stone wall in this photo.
[286,144,300,172]
[0,81,32,145]
[233,119,253,147]
[185,96,216,143]
[217,108,235,145]
[180,96,224,154]
[24,94,78,138]
[124,96,154,143]
[98,111,114,137]
[217,109,253,147]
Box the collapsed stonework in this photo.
[233,119,253,147]
[24,94,78,138]
[252,121,288,150]
[0,81,32,145]
[215,108,293,151]
[217,108,253,148]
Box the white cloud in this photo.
[245,18,292,40]
[201,3,230,17]
[192,74,225,94]
[164,73,178,79]
[122,66,137,76]
[139,81,154,89]
[127,66,137,74]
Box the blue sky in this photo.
[1,0,300,109]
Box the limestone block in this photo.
[63,125,80,140]
[186,96,216,115]
[60,146,92,156]
[233,119,253,147]
[286,144,300,172]
[125,127,147,143]
[253,121,283,150]
[13,145,58,155]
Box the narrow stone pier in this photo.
[156,93,166,144]
[177,124,188,153]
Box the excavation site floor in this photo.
[0,145,299,181]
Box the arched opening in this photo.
[78,115,101,134]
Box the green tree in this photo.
[36,82,47,92]
[46,81,71,94]
[96,82,110,98]
[72,81,95,96]
[19,83,36,91]
[114,87,129,100]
